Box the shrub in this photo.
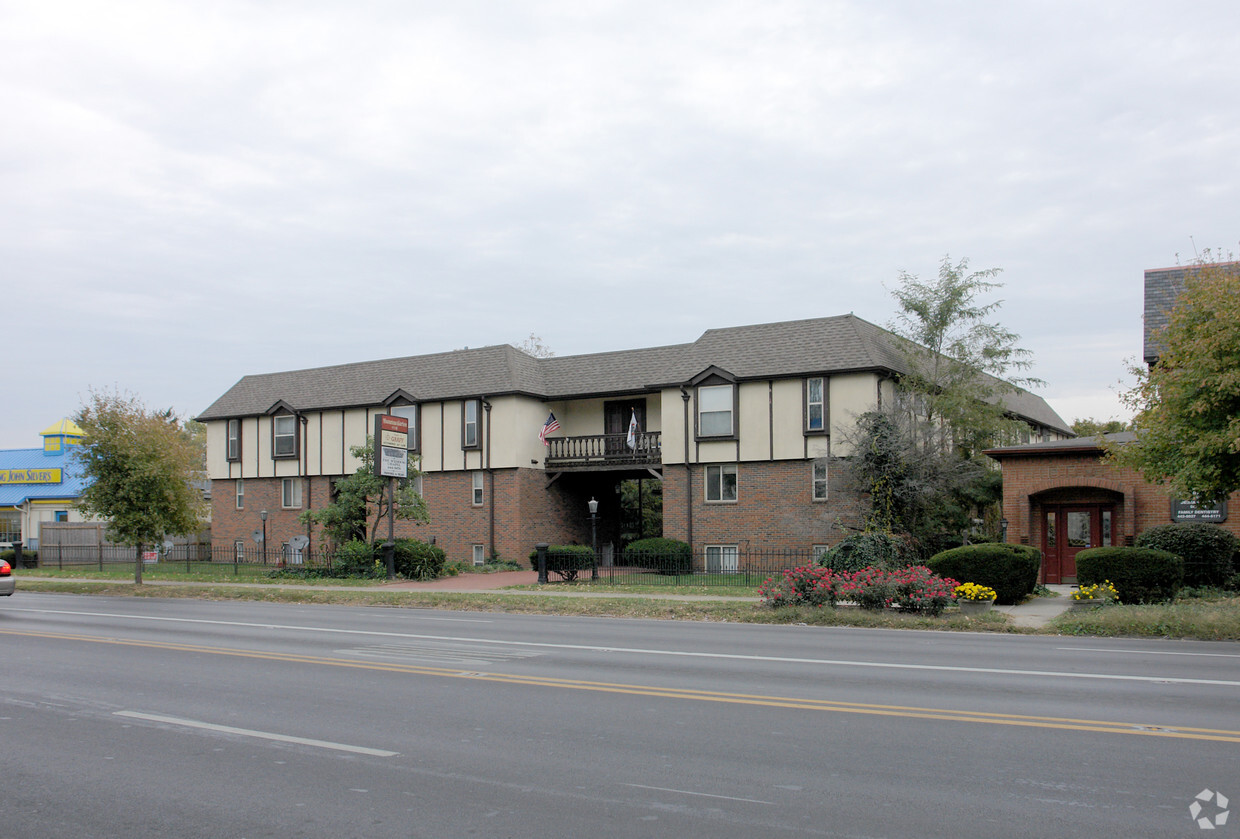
[1135,523,1238,587]
[819,532,919,572]
[333,539,379,577]
[528,545,596,582]
[886,565,959,616]
[390,538,446,581]
[622,538,692,575]
[758,566,837,608]
[1075,546,1183,604]
[926,543,1041,605]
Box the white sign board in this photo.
[379,446,408,479]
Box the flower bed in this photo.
[760,565,960,616]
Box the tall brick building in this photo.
[197,314,1071,566]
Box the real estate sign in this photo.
[374,415,408,479]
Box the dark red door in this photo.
[1043,506,1113,584]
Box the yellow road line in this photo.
[6,627,1238,743]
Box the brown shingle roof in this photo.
[197,313,1071,433]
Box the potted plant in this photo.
[1070,580,1119,610]
[953,582,997,616]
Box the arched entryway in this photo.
[1041,504,1115,584]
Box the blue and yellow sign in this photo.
[0,468,62,485]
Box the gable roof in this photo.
[197,313,1071,433]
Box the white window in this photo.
[235,478,244,509]
[705,545,738,573]
[409,473,423,497]
[282,478,302,509]
[812,544,830,562]
[273,415,297,458]
[472,471,484,506]
[234,540,246,562]
[472,544,486,566]
[463,400,479,448]
[698,385,734,437]
[806,377,825,432]
[391,405,419,451]
[705,464,737,503]
[227,419,241,461]
[812,460,828,501]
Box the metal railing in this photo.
[539,547,816,586]
[26,543,339,575]
[545,432,661,467]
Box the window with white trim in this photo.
[273,414,297,458]
[697,384,734,437]
[471,471,484,506]
[235,478,244,509]
[281,478,302,509]
[705,464,738,503]
[227,419,241,461]
[409,473,423,498]
[806,377,825,432]
[705,545,738,573]
[812,544,830,562]
[472,544,486,566]
[234,540,246,562]
[463,400,480,449]
[812,460,828,501]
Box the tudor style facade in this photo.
[198,314,1072,565]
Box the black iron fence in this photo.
[28,543,339,575]
[540,547,818,586]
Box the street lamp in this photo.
[260,510,268,565]
[588,497,599,581]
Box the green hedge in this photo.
[390,538,447,581]
[528,544,596,581]
[926,543,1041,605]
[1075,546,1183,604]
[622,537,692,574]
[819,532,919,572]
[1135,523,1237,587]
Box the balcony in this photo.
[545,431,662,470]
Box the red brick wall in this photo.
[997,451,1240,548]
[663,459,865,554]
[211,460,870,565]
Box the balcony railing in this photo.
[545,432,662,468]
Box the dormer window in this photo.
[272,414,298,459]
[806,377,826,433]
[227,419,242,461]
[697,384,735,437]
[462,399,480,449]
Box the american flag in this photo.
[539,412,560,445]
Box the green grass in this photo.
[1051,595,1240,641]
[16,564,383,586]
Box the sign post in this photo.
[374,415,409,580]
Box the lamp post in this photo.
[260,510,268,565]
[588,497,599,581]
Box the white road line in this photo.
[19,607,1240,688]
[623,783,774,805]
[114,711,398,756]
[1059,647,1240,659]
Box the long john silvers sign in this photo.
[374,414,409,479]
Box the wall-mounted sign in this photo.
[374,415,409,479]
[0,468,62,485]
[1171,499,1228,523]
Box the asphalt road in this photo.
[2,592,1236,838]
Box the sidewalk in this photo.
[23,572,1079,626]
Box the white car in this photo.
[0,559,14,596]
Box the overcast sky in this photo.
[4,0,1237,448]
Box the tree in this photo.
[1111,255,1240,503]
[888,256,1044,458]
[300,437,428,546]
[517,333,555,358]
[73,390,208,584]
[1071,417,1129,437]
[841,407,998,554]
